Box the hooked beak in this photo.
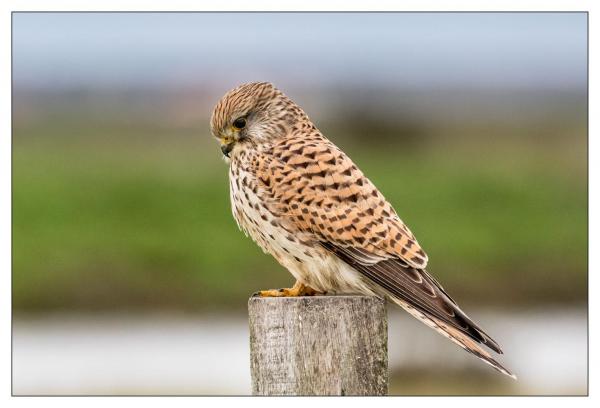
[221,142,234,157]
[219,132,236,158]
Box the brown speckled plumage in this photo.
[210,82,515,379]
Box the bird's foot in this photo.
[252,281,324,297]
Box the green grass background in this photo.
[12,110,587,313]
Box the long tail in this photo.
[389,295,516,379]
[320,242,516,378]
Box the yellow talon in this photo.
[252,281,322,297]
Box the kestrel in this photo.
[210,82,515,379]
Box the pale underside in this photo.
[229,150,372,295]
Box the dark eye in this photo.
[232,117,246,130]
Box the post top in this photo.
[248,294,385,306]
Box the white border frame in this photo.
[1,2,595,407]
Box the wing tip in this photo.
[480,333,504,354]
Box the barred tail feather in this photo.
[389,295,517,380]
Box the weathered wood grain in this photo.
[249,295,388,396]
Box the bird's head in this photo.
[210,82,307,158]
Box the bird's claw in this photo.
[251,282,324,298]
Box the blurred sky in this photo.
[12,12,587,90]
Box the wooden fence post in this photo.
[248,295,388,396]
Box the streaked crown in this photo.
[210,82,310,148]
